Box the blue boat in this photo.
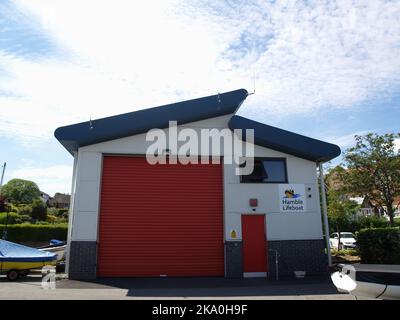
[0,239,57,281]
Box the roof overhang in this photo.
[55,88,341,162]
[228,115,341,162]
[55,89,248,155]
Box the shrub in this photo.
[0,223,68,242]
[0,212,31,224]
[354,216,389,230]
[16,204,32,215]
[57,208,69,216]
[331,249,359,256]
[47,207,69,218]
[330,215,391,233]
[34,221,49,225]
[31,199,47,221]
[54,216,68,224]
[46,214,59,223]
[47,207,59,216]
[356,227,400,264]
[8,203,19,213]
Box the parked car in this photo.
[329,232,357,250]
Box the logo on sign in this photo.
[279,184,306,212]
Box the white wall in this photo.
[69,114,323,243]
[65,152,78,271]
[69,151,102,241]
[79,115,233,155]
[224,145,322,241]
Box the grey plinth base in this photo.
[268,239,328,278]
[67,241,97,280]
[225,241,243,278]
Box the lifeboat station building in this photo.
[55,89,340,280]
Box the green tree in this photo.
[328,190,347,226]
[327,189,359,246]
[341,133,400,226]
[325,165,347,192]
[31,198,47,221]
[0,178,41,204]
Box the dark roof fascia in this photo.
[55,89,249,155]
[228,115,341,162]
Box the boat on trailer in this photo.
[38,239,67,262]
[331,263,400,299]
[0,239,57,281]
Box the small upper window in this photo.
[240,158,287,183]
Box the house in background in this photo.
[325,167,400,220]
[48,193,71,209]
[40,191,51,204]
[350,196,400,219]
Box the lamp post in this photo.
[0,162,6,186]
[1,162,7,240]
[319,162,332,266]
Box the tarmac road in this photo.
[0,274,371,300]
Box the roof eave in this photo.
[228,115,341,162]
[54,89,249,154]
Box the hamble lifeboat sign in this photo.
[278,184,306,212]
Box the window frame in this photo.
[239,157,288,184]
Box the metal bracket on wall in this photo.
[269,249,279,281]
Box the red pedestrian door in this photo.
[241,215,268,277]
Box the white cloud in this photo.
[328,130,372,149]
[7,165,73,195]
[190,0,400,116]
[328,132,400,154]
[0,0,399,144]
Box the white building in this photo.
[55,89,340,279]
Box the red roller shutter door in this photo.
[97,156,224,277]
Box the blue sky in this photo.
[0,0,399,195]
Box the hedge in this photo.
[0,223,68,242]
[357,227,400,264]
[0,212,31,224]
[328,215,391,233]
